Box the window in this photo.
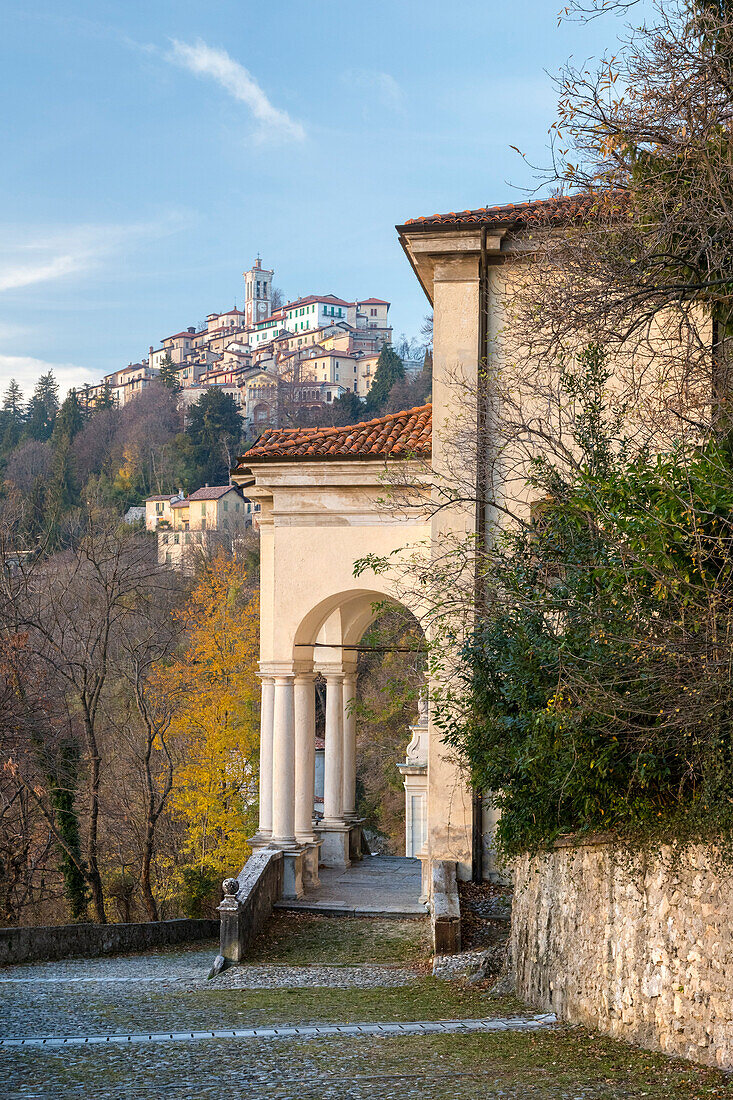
[201,503,206,516]
[327,392,332,401]
[174,533,179,545]
[156,502,163,515]
[370,308,377,317]
[162,534,169,545]
[235,502,240,512]
[223,501,229,512]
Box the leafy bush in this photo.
[443,350,733,859]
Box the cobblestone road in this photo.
[1,925,730,1099]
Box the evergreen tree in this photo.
[1,378,25,453]
[48,436,79,516]
[25,371,59,441]
[186,389,242,484]
[157,353,180,392]
[53,390,85,444]
[3,378,24,420]
[95,380,115,410]
[330,391,365,425]
[365,345,406,415]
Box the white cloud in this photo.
[344,69,405,112]
[0,215,188,294]
[0,355,97,401]
[167,39,305,143]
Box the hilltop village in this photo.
[81,259,425,433]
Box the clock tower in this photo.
[243,257,274,328]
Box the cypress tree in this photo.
[365,345,406,415]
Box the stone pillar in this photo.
[294,673,317,840]
[255,676,275,841]
[317,671,351,868]
[322,673,344,824]
[341,672,357,820]
[270,674,296,846]
[294,672,321,887]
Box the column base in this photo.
[247,831,273,851]
[315,823,351,868]
[281,849,306,900]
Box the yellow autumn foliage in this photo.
[153,553,260,877]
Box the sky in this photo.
[0,0,632,400]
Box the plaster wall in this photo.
[428,253,481,877]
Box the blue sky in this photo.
[1,0,626,399]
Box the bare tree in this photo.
[2,514,168,923]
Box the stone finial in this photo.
[222,877,240,898]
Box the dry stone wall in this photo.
[512,839,733,1069]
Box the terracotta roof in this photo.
[188,485,240,501]
[401,191,622,229]
[357,298,390,306]
[236,404,432,465]
[284,294,350,311]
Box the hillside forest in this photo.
[0,344,430,926]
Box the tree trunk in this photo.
[140,837,159,922]
[85,745,106,924]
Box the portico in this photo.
[232,407,440,899]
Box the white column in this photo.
[342,673,357,820]
[258,677,275,837]
[323,673,344,823]
[270,674,296,846]
[294,673,316,842]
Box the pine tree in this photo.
[186,389,242,483]
[25,371,59,441]
[48,436,79,516]
[3,378,24,420]
[53,390,85,444]
[1,378,25,453]
[365,345,406,415]
[157,353,180,392]
[95,380,115,410]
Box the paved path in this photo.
[276,854,428,917]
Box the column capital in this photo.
[259,660,296,678]
[294,670,317,685]
[316,664,345,680]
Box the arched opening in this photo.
[351,607,427,856]
[287,591,427,867]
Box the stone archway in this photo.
[231,408,436,899]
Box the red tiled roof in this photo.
[357,298,390,305]
[236,404,432,466]
[284,294,350,311]
[401,191,622,229]
[188,485,240,501]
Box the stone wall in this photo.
[513,838,733,1069]
[0,918,219,966]
[219,848,283,964]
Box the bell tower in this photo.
[243,256,274,327]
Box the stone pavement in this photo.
[276,854,427,917]
[1,917,728,1099]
